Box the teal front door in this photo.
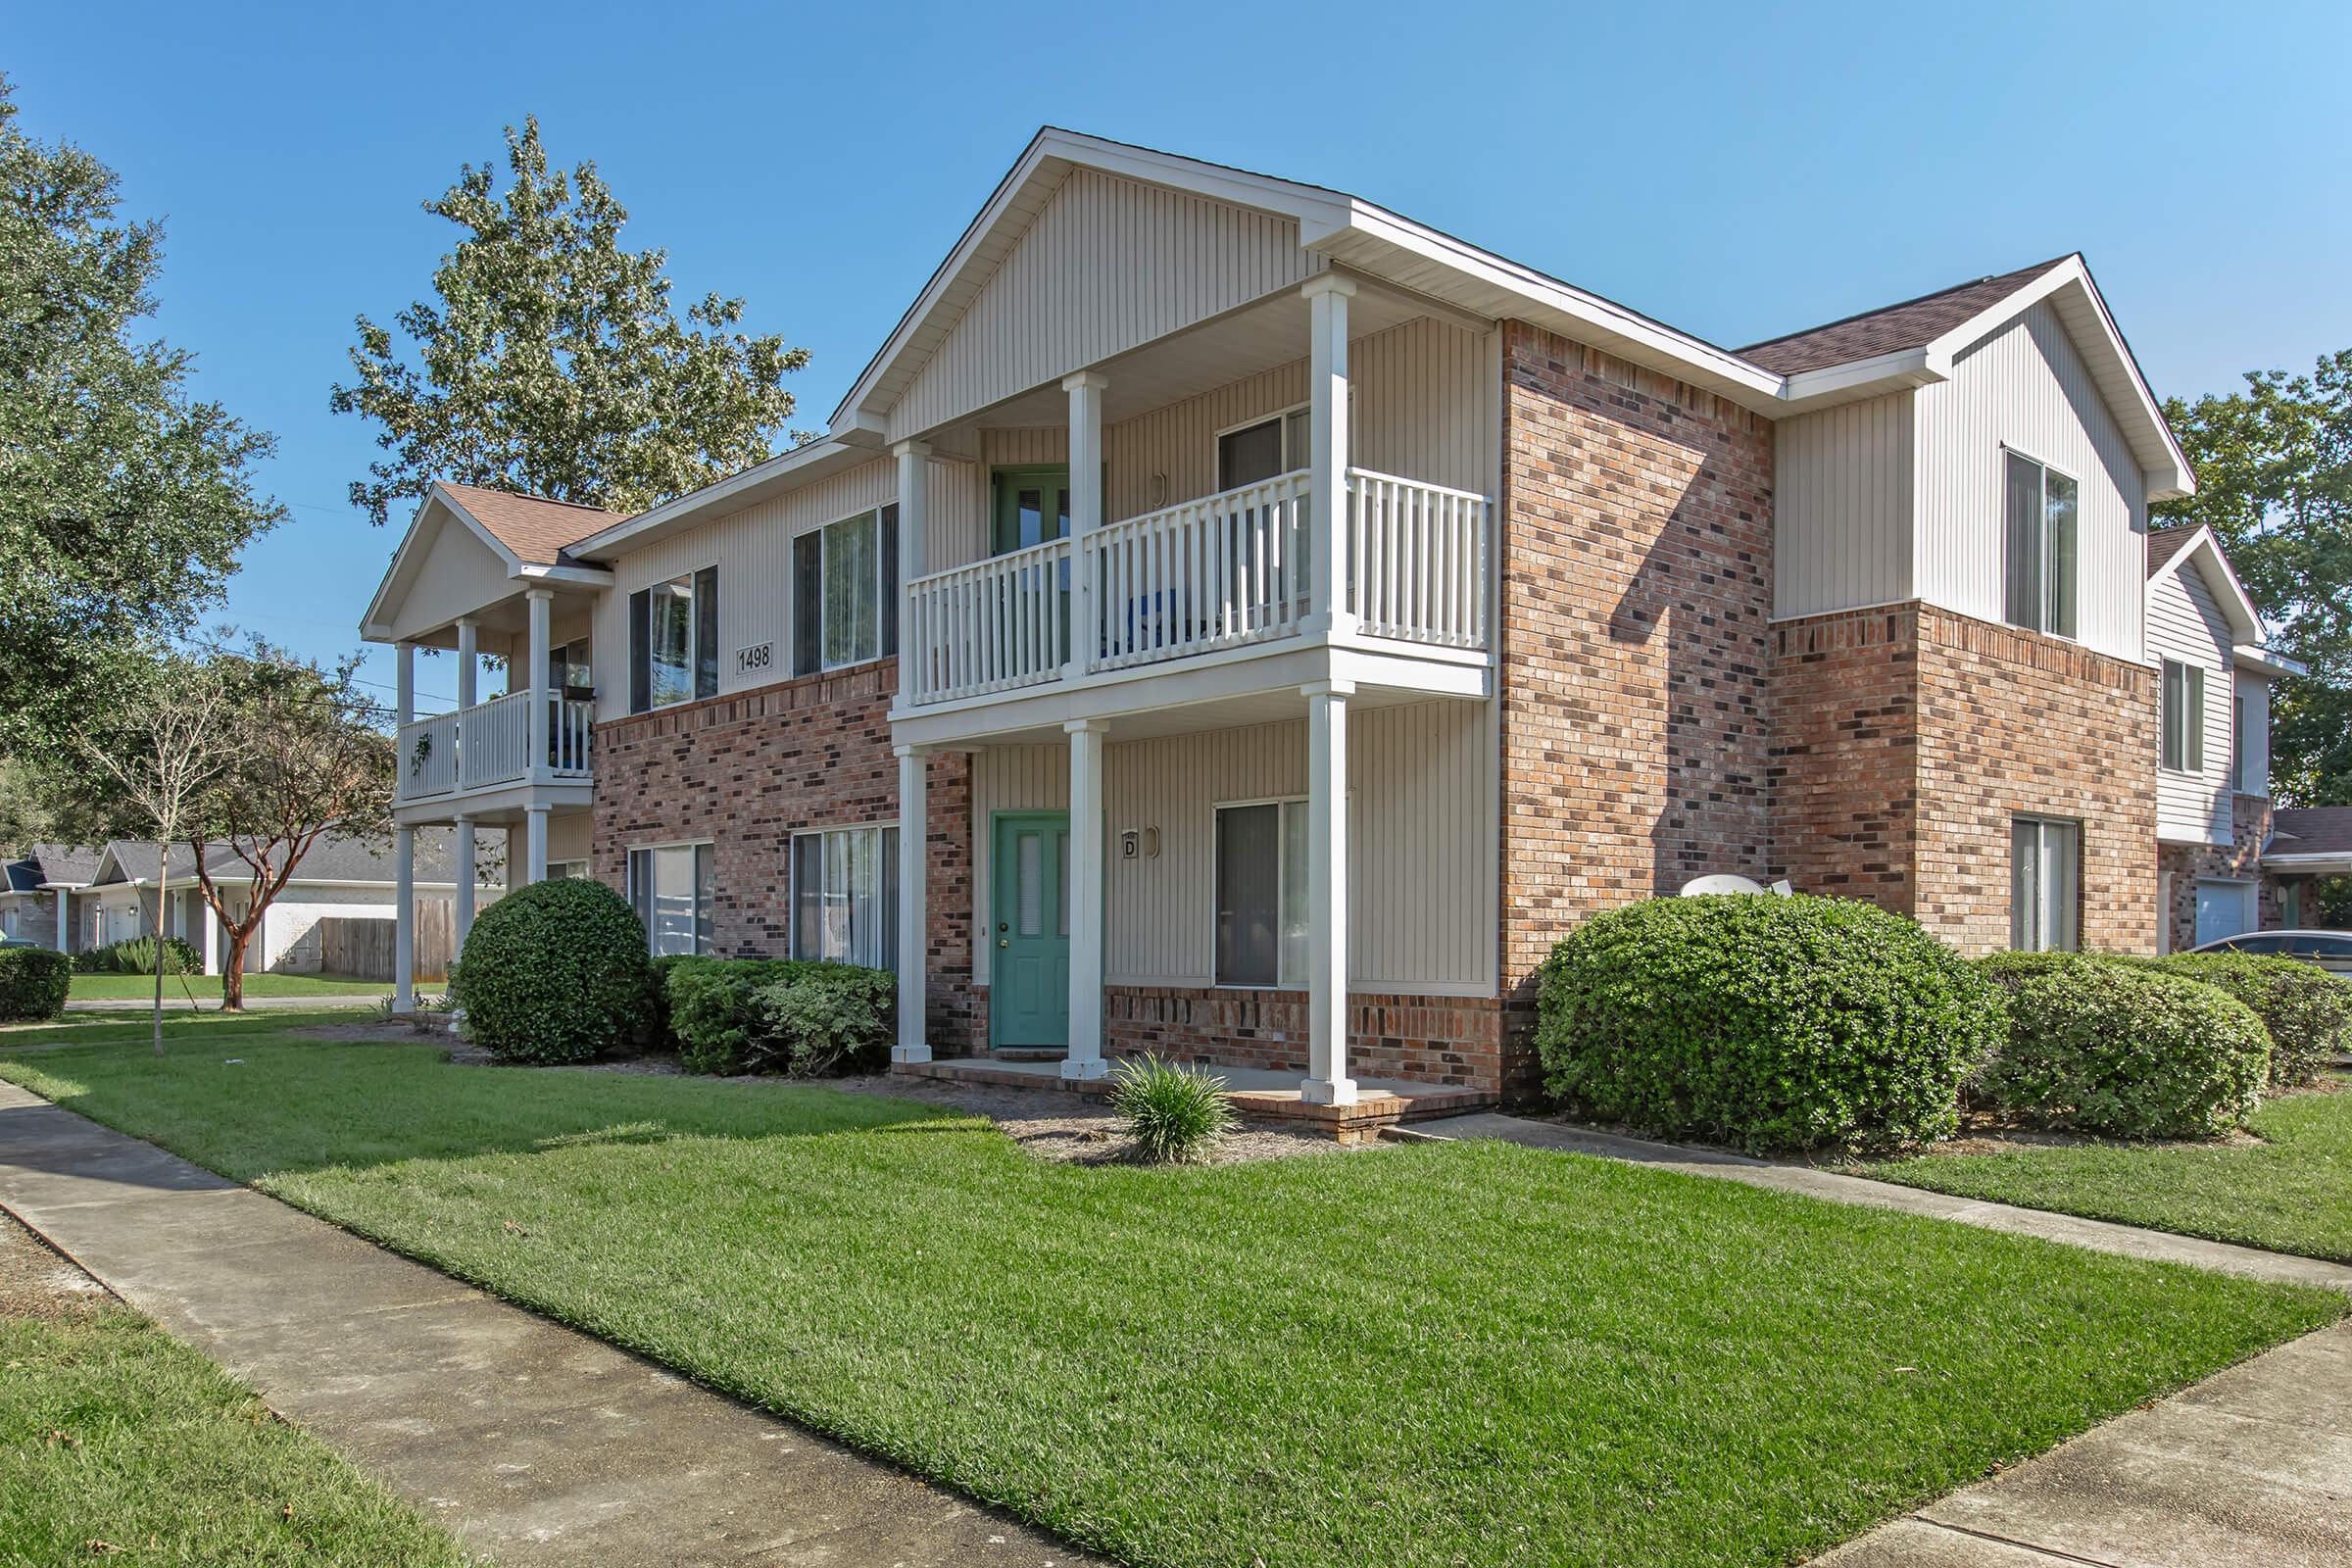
[991,812,1070,1052]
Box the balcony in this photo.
[901,467,1490,711]
[396,693,594,806]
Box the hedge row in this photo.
[0,948,71,1022]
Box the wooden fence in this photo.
[318,901,453,982]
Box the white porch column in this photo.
[1302,274,1356,637]
[453,815,476,954]
[394,641,416,727]
[894,441,930,705]
[523,804,549,886]
[1061,718,1108,1080]
[393,825,416,1012]
[1301,680,1356,1105]
[54,888,70,954]
[456,616,477,709]
[199,895,220,977]
[524,588,554,782]
[1064,370,1107,673]
[893,745,932,1064]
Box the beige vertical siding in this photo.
[591,455,900,720]
[2147,559,2235,844]
[888,168,1322,443]
[386,520,514,643]
[969,702,1495,995]
[1772,391,1913,619]
[1913,301,2146,662]
[2234,670,2270,800]
[544,810,593,865]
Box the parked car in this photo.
[0,935,46,951]
[2188,929,2352,976]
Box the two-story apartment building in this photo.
[361,128,2295,1106]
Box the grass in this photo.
[0,1009,385,1049]
[1865,1076,2352,1264]
[0,1302,471,1564]
[67,973,399,1003]
[0,1036,2339,1568]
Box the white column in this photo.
[1300,680,1355,1105]
[456,616,477,709]
[525,588,553,782]
[199,896,220,977]
[394,641,416,727]
[454,815,476,954]
[894,441,930,706]
[1061,718,1108,1080]
[893,745,931,1064]
[1064,370,1108,673]
[1302,274,1356,638]
[523,804,549,886]
[55,888,70,954]
[393,825,416,1012]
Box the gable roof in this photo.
[2145,523,2202,578]
[91,830,478,889]
[2270,808,2352,858]
[434,482,620,568]
[6,845,100,892]
[1739,260,2071,375]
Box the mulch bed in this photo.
[0,1210,112,1320]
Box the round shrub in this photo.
[1535,895,2005,1153]
[450,878,654,1064]
[2153,952,2350,1090]
[0,947,72,1021]
[1983,963,2270,1139]
[1108,1055,1237,1163]
[1971,949,2127,993]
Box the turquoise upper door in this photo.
[991,812,1070,1051]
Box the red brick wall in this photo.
[1494,321,1776,1088]
[1099,985,1503,1090]
[1767,607,1921,911]
[590,659,977,1050]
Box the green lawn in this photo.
[0,1037,2339,1568]
[1866,1077,2352,1264]
[0,1303,471,1565]
[68,973,402,1003]
[0,1009,388,1048]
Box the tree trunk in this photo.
[220,925,255,1011]
[152,840,169,1054]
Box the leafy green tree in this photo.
[2157,350,2352,806]
[0,74,283,754]
[331,115,810,526]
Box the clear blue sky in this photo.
[12,0,2350,710]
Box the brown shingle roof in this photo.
[2271,808,2352,857]
[2145,524,2202,579]
[438,482,622,566]
[1739,258,2073,376]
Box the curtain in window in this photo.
[2042,471,2078,637]
[2003,451,2044,630]
[2010,818,2079,953]
[822,513,879,668]
[694,567,719,699]
[792,826,897,966]
[649,579,695,707]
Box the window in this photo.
[1214,800,1308,987]
[794,506,899,675]
[546,859,590,881]
[2002,450,2078,637]
[627,843,712,956]
[548,640,593,701]
[791,825,899,967]
[2161,660,2206,773]
[628,568,716,712]
[2010,816,2080,953]
[1216,407,1311,491]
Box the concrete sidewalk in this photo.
[1412,1112,2352,1295]
[0,1080,1097,1567]
[64,992,388,1012]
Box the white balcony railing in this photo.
[396,693,593,802]
[899,468,1489,709]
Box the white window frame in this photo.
[2010,814,2081,954]
[546,859,591,881]
[2160,659,2206,775]
[625,839,713,957]
[810,510,889,673]
[646,573,699,710]
[1212,402,1313,491]
[789,823,900,968]
[2000,445,2080,639]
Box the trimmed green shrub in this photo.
[1535,895,2005,1153]
[450,878,655,1064]
[0,947,72,1021]
[1109,1055,1237,1164]
[72,935,201,975]
[1971,949,2127,993]
[664,957,892,1076]
[2150,952,2350,1090]
[1982,963,2270,1139]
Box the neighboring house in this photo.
[81,832,489,974]
[2263,808,2352,929]
[362,126,2279,1102]
[0,845,99,952]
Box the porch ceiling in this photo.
[926,674,1474,751]
[945,284,1432,438]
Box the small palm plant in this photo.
[1107,1055,1237,1164]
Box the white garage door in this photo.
[2194,880,2257,947]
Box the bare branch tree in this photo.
[75,662,230,1054]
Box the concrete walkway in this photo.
[0,1080,1097,1567]
[63,992,389,1013]
[1414,1112,2352,1566]
[1413,1112,2352,1294]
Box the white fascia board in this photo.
[514,562,612,588]
[2258,851,2352,870]
[1774,347,1944,414]
[2151,529,2267,645]
[2234,644,2306,679]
